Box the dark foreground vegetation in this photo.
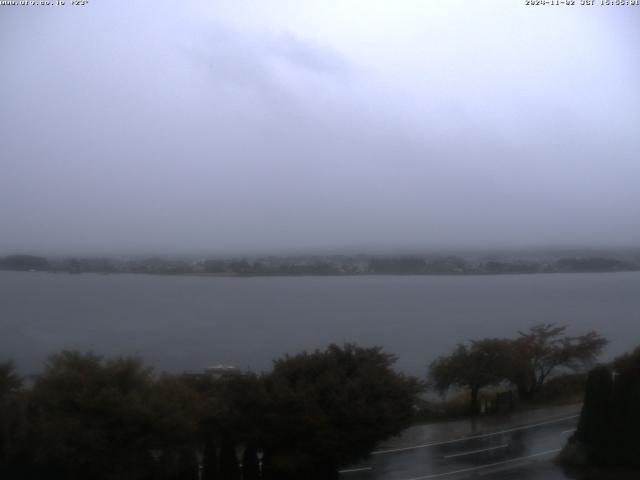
[0,344,421,480]
[2,250,640,276]
[0,326,614,479]
[428,324,607,415]
[559,346,640,471]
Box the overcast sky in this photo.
[1,1,639,255]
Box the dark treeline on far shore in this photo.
[2,248,640,276]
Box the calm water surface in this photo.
[1,271,639,375]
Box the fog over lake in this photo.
[3,271,638,376]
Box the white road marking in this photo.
[561,428,576,435]
[443,443,508,459]
[403,448,561,480]
[338,466,373,474]
[372,414,579,455]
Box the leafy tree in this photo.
[261,344,422,479]
[508,324,608,399]
[218,374,269,446]
[569,346,640,468]
[429,339,512,415]
[180,371,264,479]
[145,375,203,478]
[0,361,21,397]
[0,361,26,477]
[27,351,202,480]
[1,344,422,479]
[28,352,154,479]
[608,346,640,466]
[573,365,613,465]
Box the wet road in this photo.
[340,411,579,480]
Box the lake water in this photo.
[1,271,639,376]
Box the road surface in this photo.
[340,406,581,480]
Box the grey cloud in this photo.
[268,32,350,74]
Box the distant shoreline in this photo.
[3,267,640,279]
[2,251,640,278]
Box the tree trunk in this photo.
[470,386,480,416]
[517,383,530,400]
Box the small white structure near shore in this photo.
[206,364,242,380]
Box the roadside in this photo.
[377,403,582,453]
[340,404,583,479]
